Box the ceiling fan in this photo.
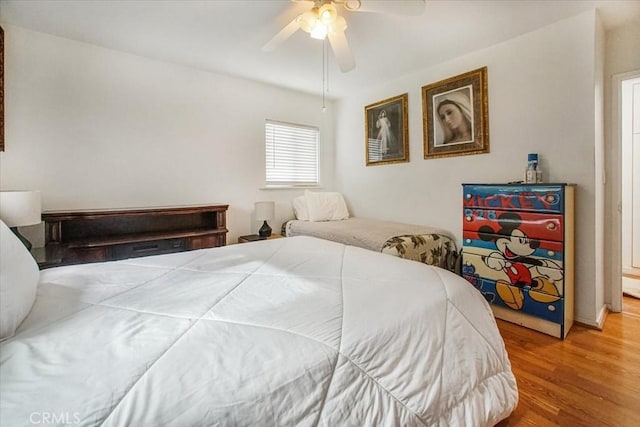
[262,0,426,73]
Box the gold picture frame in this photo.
[365,93,409,166]
[422,67,489,159]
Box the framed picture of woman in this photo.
[364,93,409,166]
[422,67,489,159]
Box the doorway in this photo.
[621,74,640,300]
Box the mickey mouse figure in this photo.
[478,212,563,311]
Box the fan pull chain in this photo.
[325,39,329,96]
[322,39,327,112]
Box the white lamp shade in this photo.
[254,201,275,221]
[0,191,42,227]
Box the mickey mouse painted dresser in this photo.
[461,183,575,339]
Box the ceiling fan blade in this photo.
[262,18,302,52]
[328,29,355,72]
[344,0,425,15]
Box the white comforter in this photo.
[0,236,517,426]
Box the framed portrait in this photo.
[365,93,409,166]
[422,67,489,159]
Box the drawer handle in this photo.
[133,244,160,253]
[466,193,472,199]
[466,239,471,244]
[546,222,557,230]
[548,251,555,257]
[465,216,472,222]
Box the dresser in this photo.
[42,204,228,267]
[461,184,575,338]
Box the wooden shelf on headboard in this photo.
[42,204,228,267]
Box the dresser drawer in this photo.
[463,249,565,295]
[111,238,186,260]
[463,185,564,213]
[187,235,217,250]
[463,208,563,242]
[463,233,564,264]
[62,246,108,264]
[462,272,564,325]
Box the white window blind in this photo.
[265,120,319,186]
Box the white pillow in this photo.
[292,196,309,221]
[0,219,39,341]
[304,190,350,222]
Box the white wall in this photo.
[0,12,620,326]
[0,25,335,244]
[604,16,640,310]
[334,11,604,326]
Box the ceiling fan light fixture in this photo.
[318,3,338,24]
[263,0,357,73]
[310,22,328,40]
[297,10,318,33]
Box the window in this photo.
[265,120,319,187]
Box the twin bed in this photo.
[0,209,518,426]
[284,191,461,274]
[285,217,460,273]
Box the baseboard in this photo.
[622,267,640,278]
[596,305,609,329]
[574,305,609,331]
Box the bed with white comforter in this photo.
[0,236,517,426]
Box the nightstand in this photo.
[237,234,283,244]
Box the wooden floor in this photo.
[497,296,640,426]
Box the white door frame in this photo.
[611,69,640,313]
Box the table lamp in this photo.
[255,201,275,238]
[0,190,42,250]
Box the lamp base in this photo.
[258,221,272,238]
[10,226,33,251]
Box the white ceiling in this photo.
[1,0,639,99]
